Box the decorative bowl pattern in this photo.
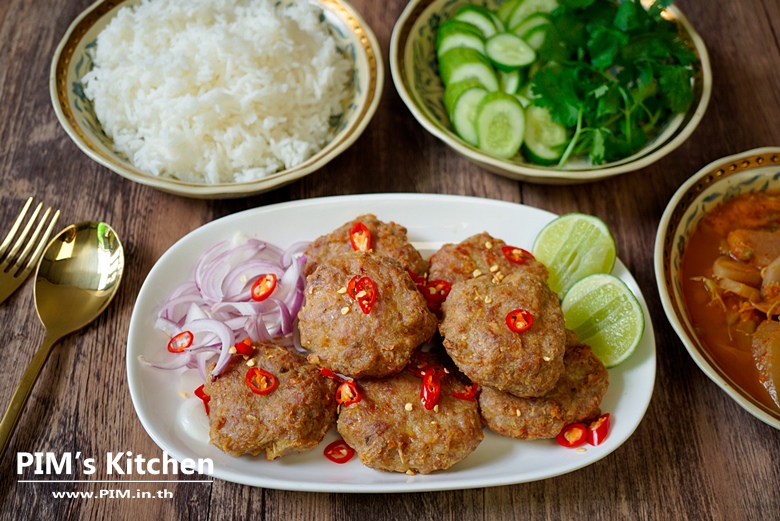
[390,0,712,184]
[655,147,780,429]
[50,0,383,199]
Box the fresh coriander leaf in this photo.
[614,1,643,32]
[596,84,621,119]
[531,66,582,127]
[589,128,607,165]
[587,25,629,69]
[657,65,693,113]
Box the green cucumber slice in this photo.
[443,78,485,114]
[499,69,522,94]
[438,47,499,91]
[522,105,568,164]
[507,0,559,31]
[449,84,489,146]
[485,33,536,71]
[436,20,486,57]
[511,13,551,39]
[522,24,550,50]
[497,0,521,24]
[453,5,499,39]
[475,92,525,158]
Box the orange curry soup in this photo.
[681,190,780,413]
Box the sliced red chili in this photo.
[346,275,359,299]
[424,280,451,303]
[235,337,254,357]
[587,413,611,446]
[324,439,355,464]
[506,308,533,333]
[556,423,587,447]
[349,222,372,252]
[246,368,277,395]
[502,245,535,264]
[251,273,277,302]
[320,367,345,383]
[167,331,194,353]
[420,371,441,410]
[354,276,377,314]
[335,380,362,407]
[453,383,479,401]
[407,269,427,290]
[194,384,211,415]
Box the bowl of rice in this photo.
[51,0,383,198]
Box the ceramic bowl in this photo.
[655,147,780,429]
[390,0,712,184]
[50,0,383,199]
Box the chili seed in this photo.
[485,241,493,249]
[337,286,347,294]
[489,264,499,273]
[472,269,483,278]
[484,296,492,304]
[405,403,413,411]
[341,306,350,315]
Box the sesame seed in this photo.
[228,346,237,354]
[515,409,521,417]
[246,414,257,422]
[543,356,552,362]
[405,403,413,411]
[341,306,350,315]
[246,359,255,367]
[485,241,493,249]
[337,286,347,294]
[496,272,504,281]
[472,269,483,278]
[406,469,415,476]
[179,391,187,398]
[443,368,450,374]
[489,264,499,273]
[576,448,587,453]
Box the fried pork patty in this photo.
[204,343,337,460]
[428,232,548,285]
[299,251,438,378]
[439,270,566,397]
[303,214,428,277]
[478,337,609,440]
[337,371,483,474]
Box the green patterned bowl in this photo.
[50,0,383,199]
[655,147,780,429]
[389,0,711,184]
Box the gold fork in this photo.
[0,197,60,304]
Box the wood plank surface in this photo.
[1,0,779,519]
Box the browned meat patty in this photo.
[204,343,337,460]
[428,232,548,285]
[337,370,483,474]
[439,270,566,397]
[299,251,438,378]
[303,214,428,277]
[478,337,609,440]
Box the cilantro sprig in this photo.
[529,0,697,167]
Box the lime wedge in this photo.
[561,274,644,368]
[531,213,616,295]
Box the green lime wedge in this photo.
[561,274,644,368]
[531,213,616,295]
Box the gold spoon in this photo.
[0,221,124,456]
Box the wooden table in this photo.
[1,0,778,518]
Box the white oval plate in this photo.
[127,193,656,492]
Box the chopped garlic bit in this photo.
[246,359,256,367]
[228,346,237,354]
[341,306,350,315]
[406,469,415,476]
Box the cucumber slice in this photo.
[475,92,525,158]
[497,0,521,24]
[450,85,489,146]
[499,69,522,94]
[522,24,550,51]
[443,78,485,114]
[511,13,551,39]
[438,47,499,91]
[507,0,559,31]
[436,20,486,57]
[485,33,536,71]
[522,105,568,165]
[453,5,499,39]
[514,93,531,108]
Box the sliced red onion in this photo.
[149,235,309,379]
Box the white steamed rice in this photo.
[82,0,353,184]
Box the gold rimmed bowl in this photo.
[655,147,780,429]
[390,0,712,184]
[50,0,383,199]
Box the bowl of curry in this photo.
[656,147,780,429]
